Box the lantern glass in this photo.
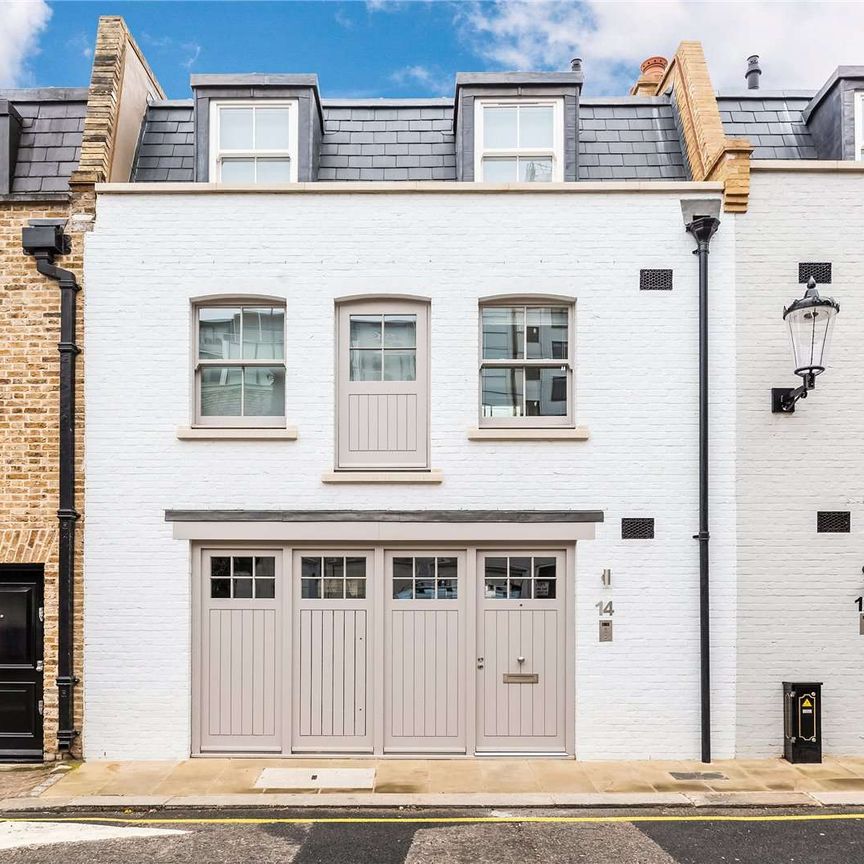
[785,302,837,377]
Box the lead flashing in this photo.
[191,73,319,88]
[100,180,723,193]
[802,66,864,122]
[456,72,584,88]
[166,509,604,523]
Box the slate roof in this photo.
[717,92,817,159]
[0,88,87,194]
[319,100,456,181]
[131,100,195,182]
[578,98,687,180]
[131,95,689,183]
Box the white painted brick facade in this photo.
[84,189,739,761]
[734,170,864,757]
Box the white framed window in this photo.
[193,300,286,427]
[479,298,574,428]
[474,98,564,182]
[855,91,864,161]
[209,100,298,183]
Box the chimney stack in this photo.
[630,56,668,96]
[745,55,761,90]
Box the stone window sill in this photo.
[321,470,443,484]
[176,426,298,440]
[467,426,590,441]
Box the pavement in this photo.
[1,807,864,862]
[5,755,864,810]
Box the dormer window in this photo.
[210,100,298,183]
[475,99,564,182]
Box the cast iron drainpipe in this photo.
[686,214,720,764]
[22,223,80,752]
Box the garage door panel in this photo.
[293,551,372,752]
[384,552,465,753]
[198,550,282,754]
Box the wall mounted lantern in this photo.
[772,277,840,413]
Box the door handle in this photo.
[35,660,43,672]
[517,656,525,664]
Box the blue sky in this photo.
[4,1,862,99]
[18,1,530,99]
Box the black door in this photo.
[0,566,43,761]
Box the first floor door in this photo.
[476,551,566,754]
[0,565,44,761]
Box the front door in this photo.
[476,551,566,754]
[0,566,44,761]
[384,551,466,753]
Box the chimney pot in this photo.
[570,57,582,73]
[746,54,761,90]
[630,55,668,97]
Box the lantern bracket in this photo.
[772,371,816,413]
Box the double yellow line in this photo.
[3,812,864,825]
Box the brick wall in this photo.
[83,188,738,760]
[735,169,864,756]
[0,201,85,757]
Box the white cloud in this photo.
[67,33,93,61]
[0,0,51,88]
[390,64,451,94]
[460,1,864,95]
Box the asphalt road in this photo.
[0,807,862,863]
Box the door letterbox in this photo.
[783,681,822,764]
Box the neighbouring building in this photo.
[0,16,161,761]
[79,40,862,763]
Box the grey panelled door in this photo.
[199,550,282,753]
[476,551,566,753]
[384,551,465,753]
[336,299,429,470]
[292,551,373,752]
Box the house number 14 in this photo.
[595,601,614,616]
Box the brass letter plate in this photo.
[503,673,539,684]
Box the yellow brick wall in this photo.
[0,201,85,758]
[655,41,753,212]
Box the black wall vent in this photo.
[622,517,655,539]
[799,262,832,284]
[817,511,850,533]
[640,269,673,290]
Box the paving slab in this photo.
[254,767,376,791]
[686,791,819,807]
[810,791,864,806]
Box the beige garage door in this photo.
[198,549,282,753]
[291,550,373,753]
[384,551,466,753]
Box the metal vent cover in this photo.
[621,517,655,539]
[640,269,673,290]
[798,262,832,284]
[817,511,850,533]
